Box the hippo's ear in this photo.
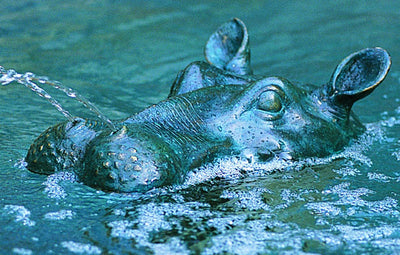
[328,47,391,105]
[205,18,253,76]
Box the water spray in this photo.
[0,66,116,131]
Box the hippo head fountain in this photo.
[14,18,390,192]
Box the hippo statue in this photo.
[23,18,391,192]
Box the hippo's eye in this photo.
[257,90,283,112]
[253,84,288,121]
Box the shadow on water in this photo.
[1,0,400,254]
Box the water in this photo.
[1,1,400,254]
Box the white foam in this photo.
[3,205,35,227]
[367,172,391,182]
[44,210,75,220]
[60,241,101,254]
[107,201,214,254]
[221,187,271,211]
[12,248,33,255]
[181,125,382,189]
[43,172,77,199]
[334,225,396,242]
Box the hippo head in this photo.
[169,18,391,163]
[209,48,390,162]
[80,47,389,192]
[23,18,391,193]
[169,48,390,166]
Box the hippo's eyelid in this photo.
[264,84,286,101]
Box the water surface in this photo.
[1,1,400,254]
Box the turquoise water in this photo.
[1,1,400,254]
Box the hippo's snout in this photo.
[81,125,182,192]
[26,118,103,174]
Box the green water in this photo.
[1,1,400,254]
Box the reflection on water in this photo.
[1,1,400,254]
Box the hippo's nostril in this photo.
[97,152,104,159]
[257,150,274,161]
[108,172,117,180]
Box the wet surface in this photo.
[1,1,400,254]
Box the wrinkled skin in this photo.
[25,18,391,192]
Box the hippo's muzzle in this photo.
[81,125,182,192]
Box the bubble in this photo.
[334,225,396,242]
[44,210,75,220]
[306,202,341,217]
[3,205,35,227]
[221,187,271,211]
[12,248,33,255]
[367,172,391,182]
[60,241,101,255]
[43,172,77,199]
